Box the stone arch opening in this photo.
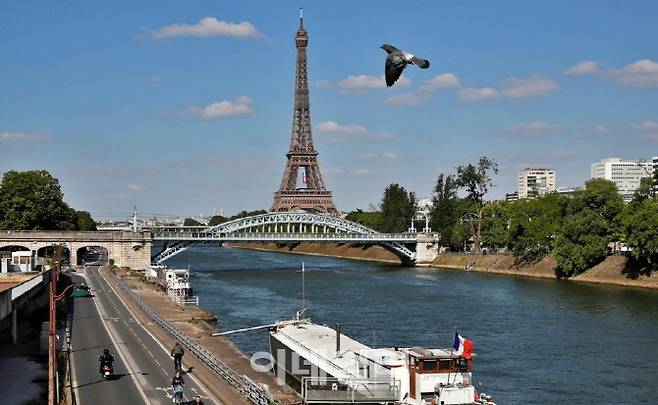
[76,246,109,266]
[37,245,71,266]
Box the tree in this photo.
[230,210,267,220]
[455,156,498,254]
[623,198,658,274]
[553,179,624,276]
[429,173,460,241]
[345,209,383,231]
[183,218,203,226]
[208,215,228,226]
[75,210,97,231]
[380,184,416,233]
[0,170,77,230]
[631,176,655,204]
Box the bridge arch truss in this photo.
[151,212,418,264]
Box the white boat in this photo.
[268,316,495,405]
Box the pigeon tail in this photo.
[411,57,430,69]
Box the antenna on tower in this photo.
[299,7,303,26]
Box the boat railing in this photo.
[301,376,400,403]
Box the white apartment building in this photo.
[590,157,655,202]
[517,168,556,199]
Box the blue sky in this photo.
[2,0,658,218]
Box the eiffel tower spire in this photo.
[271,10,338,214]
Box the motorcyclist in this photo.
[98,348,114,373]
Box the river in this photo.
[168,246,658,405]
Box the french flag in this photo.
[453,332,473,359]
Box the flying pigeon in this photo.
[381,44,430,87]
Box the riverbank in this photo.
[228,242,658,290]
[227,242,402,263]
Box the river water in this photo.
[168,246,658,404]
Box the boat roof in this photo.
[272,322,390,380]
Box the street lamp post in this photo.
[48,261,79,405]
[460,213,479,254]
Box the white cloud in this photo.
[316,121,393,143]
[312,80,333,89]
[565,60,599,76]
[358,152,397,160]
[149,17,264,39]
[505,121,563,134]
[631,121,658,130]
[501,75,558,99]
[317,121,368,135]
[418,73,461,92]
[590,124,610,133]
[0,132,47,141]
[187,96,254,119]
[338,74,410,94]
[610,59,658,88]
[127,184,143,191]
[457,87,498,102]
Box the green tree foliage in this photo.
[623,198,658,272]
[380,184,416,233]
[553,179,624,276]
[208,215,228,226]
[75,210,97,231]
[345,209,383,231]
[0,170,89,230]
[455,157,498,253]
[183,218,203,226]
[429,173,460,241]
[631,176,655,204]
[230,210,267,220]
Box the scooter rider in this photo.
[98,348,114,373]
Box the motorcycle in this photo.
[99,362,114,379]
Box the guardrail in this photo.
[152,231,417,243]
[112,274,278,405]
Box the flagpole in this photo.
[447,327,456,386]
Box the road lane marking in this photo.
[88,269,151,404]
[97,269,221,405]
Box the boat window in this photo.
[422,360,437,371]
[438,359,452,370]
[457,358,468,372]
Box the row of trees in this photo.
[347,157,658,277]
[0,170,96,231]
[184,209,268,227]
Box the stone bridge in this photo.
[0,230,152,269]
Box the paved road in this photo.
[68,267,219,405]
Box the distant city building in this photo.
[590,157,654,202]
[505,192,519,202]
[517,168,556,199]
[556,186,584,198]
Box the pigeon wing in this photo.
[385,57,405,87]
[381,44,401,54]
[411,56,430,69]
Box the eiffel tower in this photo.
[271,10,338,214]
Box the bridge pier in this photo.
[414,233,440,266]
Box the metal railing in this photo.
[301,377,400,403]
[112,274,279,405]
[153,231,417,243]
